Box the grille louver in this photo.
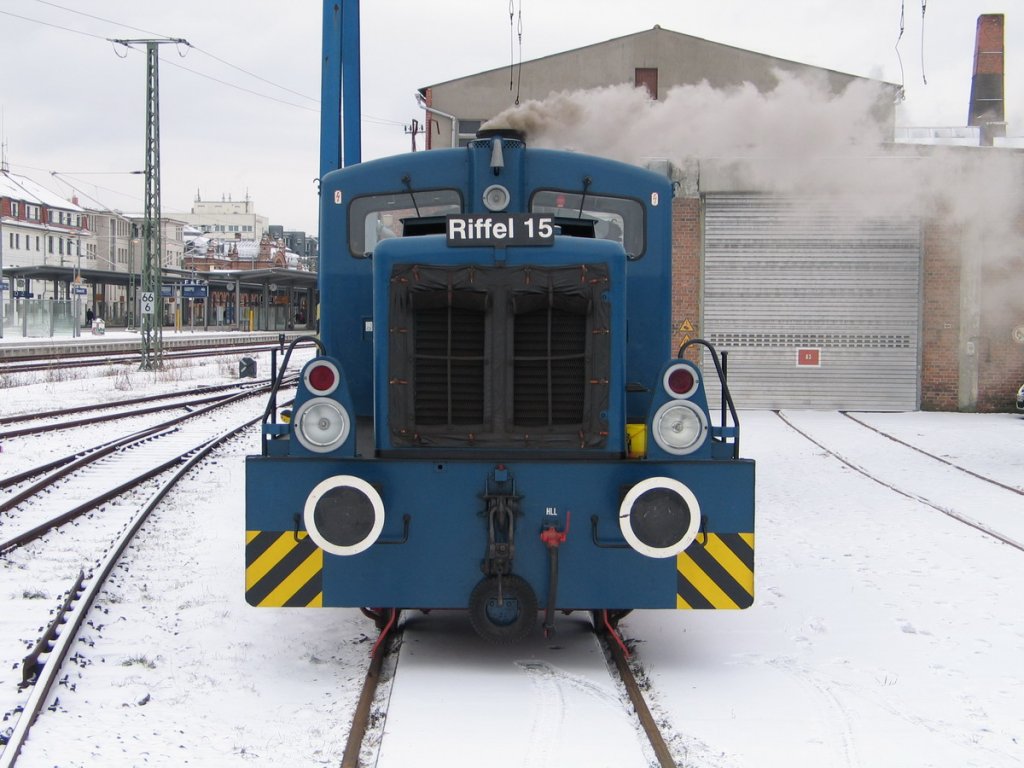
[414,305,485,425]
[514,307,586,426]
[390,264,610,449]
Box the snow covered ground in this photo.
[1,342,1023,767]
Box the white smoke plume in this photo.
[485,73,1024,322]
[486,73,891,186]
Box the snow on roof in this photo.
[0,170,84,211]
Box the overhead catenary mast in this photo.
[110,37,188,370]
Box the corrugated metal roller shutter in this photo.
[701,194,921,411]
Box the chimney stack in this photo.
[967,14,1006,146]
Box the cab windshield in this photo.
[348,189,462,257]
[530,189,645,258]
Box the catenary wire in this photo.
[6,6,406,126]
[920,0,928,85]
[34,0,170,38]
[35,0,317,103]
[0,8,111,41]
[894,1,906,90]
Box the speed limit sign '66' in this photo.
[141,292,156,315]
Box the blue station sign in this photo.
[182,280,209,299]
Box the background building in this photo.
[1,169,88,298]
[180,192,269,242]
[418,20,1023,413]
[419,26,898,149]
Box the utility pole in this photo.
[1,141,7,339]
[111,37,188,370]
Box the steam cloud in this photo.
[486,74,890,187]
[484,73,1024,323]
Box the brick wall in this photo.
[978,245,1024,412]
[919,220,962,410]
[671,196,701,362]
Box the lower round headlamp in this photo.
[294,397,350,453]
[651,400,708,455]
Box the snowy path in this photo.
[374,612,653,767]
[779,409,1024,547]
[629,410,1024,768]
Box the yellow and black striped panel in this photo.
[676,532,754,609]
[246,531,323,607]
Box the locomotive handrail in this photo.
[261,335,326,456]
[590,515,630,549]
[678,338,741,459]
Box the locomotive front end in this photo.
[245,132,755,641]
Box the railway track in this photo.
[2,385,292,552]
[775,410,1024,552]
[341,611,680,767]
[0,340,313,375]
[0,381,275,441]
[0,380,269,427]
[0,421,261,767]
[0,380,296,522]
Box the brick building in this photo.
[419,24,1024,412]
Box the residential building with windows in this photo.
[84,209,136,274]
[1,168,89,300]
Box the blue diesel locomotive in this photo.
[244,127,755,641]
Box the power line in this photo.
[190,46,319,104]
[49,171,125,212]
[6,6,406,127]
[0,8,110,41]
[36,0,319,104]
[143,48,321,113]
[34,0,170,38]
[49,170,144,205]
[7,163,142,204]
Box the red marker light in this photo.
[307,363,338,394]
[666,367,696,396]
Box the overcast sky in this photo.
[0,1,1019,234]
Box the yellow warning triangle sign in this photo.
[678,319,694,333]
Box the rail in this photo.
[0,418,262,768]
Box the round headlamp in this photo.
[651,400,708,456]
[482,184,510,212]
[293,397,350,453]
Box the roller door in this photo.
[701,194,921,411]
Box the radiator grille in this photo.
[389,263,610,449]
[514,307,586,425]
[414,305,485,425]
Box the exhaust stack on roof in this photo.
[967,14,1006,146]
